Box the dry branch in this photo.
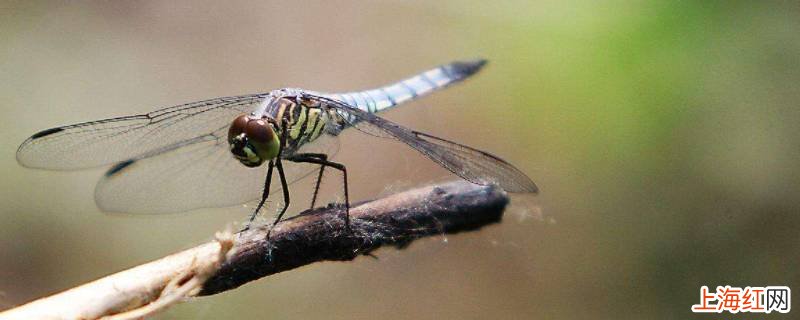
[0,181,509,320]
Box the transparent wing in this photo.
[314,94,538,193]
[16,93,270,170]
[95,130,340,214]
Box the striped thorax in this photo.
[264,90,331,154]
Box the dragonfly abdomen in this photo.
[327,59,487,114]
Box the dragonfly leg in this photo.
[311,163,325,209]
[242,159,274,232]
[286,153,351,233]
[266,157,291,239]
[266,117,291,240]
[294,152,329,209]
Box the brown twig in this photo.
[0,181,508,319]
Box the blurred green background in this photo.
[1,1,798,319]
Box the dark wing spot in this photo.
[106,159,135,177]
[30,127,64,139]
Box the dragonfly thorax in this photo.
[227,114,280,167]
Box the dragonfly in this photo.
[16,59,538,233]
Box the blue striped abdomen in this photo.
[323,59,487,114]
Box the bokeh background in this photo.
[1,1,798,319]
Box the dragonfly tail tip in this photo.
[447,59,488,79]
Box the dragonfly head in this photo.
[227,115,280,167]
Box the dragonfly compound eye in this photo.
[228,115,249,144]
[227,115,262,167]
[245,118,280,162]
[244,119,274,144]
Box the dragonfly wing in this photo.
[16,93,269,170]
[95,128,340,214]
[316,95,538,193]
